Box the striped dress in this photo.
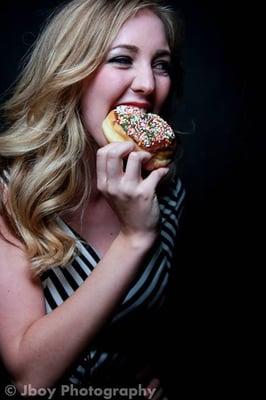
[40,176,185,386]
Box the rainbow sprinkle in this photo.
[115,105,175,151]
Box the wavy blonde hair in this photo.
[0,0,183,277]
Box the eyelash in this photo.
[108,56,132,65]
[108,56,171,75]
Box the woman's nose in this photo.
[131,65,155,95]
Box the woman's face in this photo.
[80,9,172,147]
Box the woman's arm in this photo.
[0,230,153,391]
[0,142,168,392]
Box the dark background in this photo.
[0,0,261,397]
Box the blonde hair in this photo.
[0,0,183,276]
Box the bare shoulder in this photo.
[0,214,45,362]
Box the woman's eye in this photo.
[153,60,171,74]
[108,56,132,65]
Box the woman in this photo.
[0,0,185,397]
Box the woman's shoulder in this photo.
[0,215,45,377]
[0,214,43,308]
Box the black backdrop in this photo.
[0,0,261,396]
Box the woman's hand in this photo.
[96,142,168,242]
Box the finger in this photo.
[106,142,135,179]
[142,167,169,193]
[96,147,108,191]
[97,142,133,190]
[124,151,151,181]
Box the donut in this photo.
[102,105,176,171]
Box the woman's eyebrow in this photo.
[110,44,139,52]
[154,49,171,58]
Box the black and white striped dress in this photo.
[40,177,185,386]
